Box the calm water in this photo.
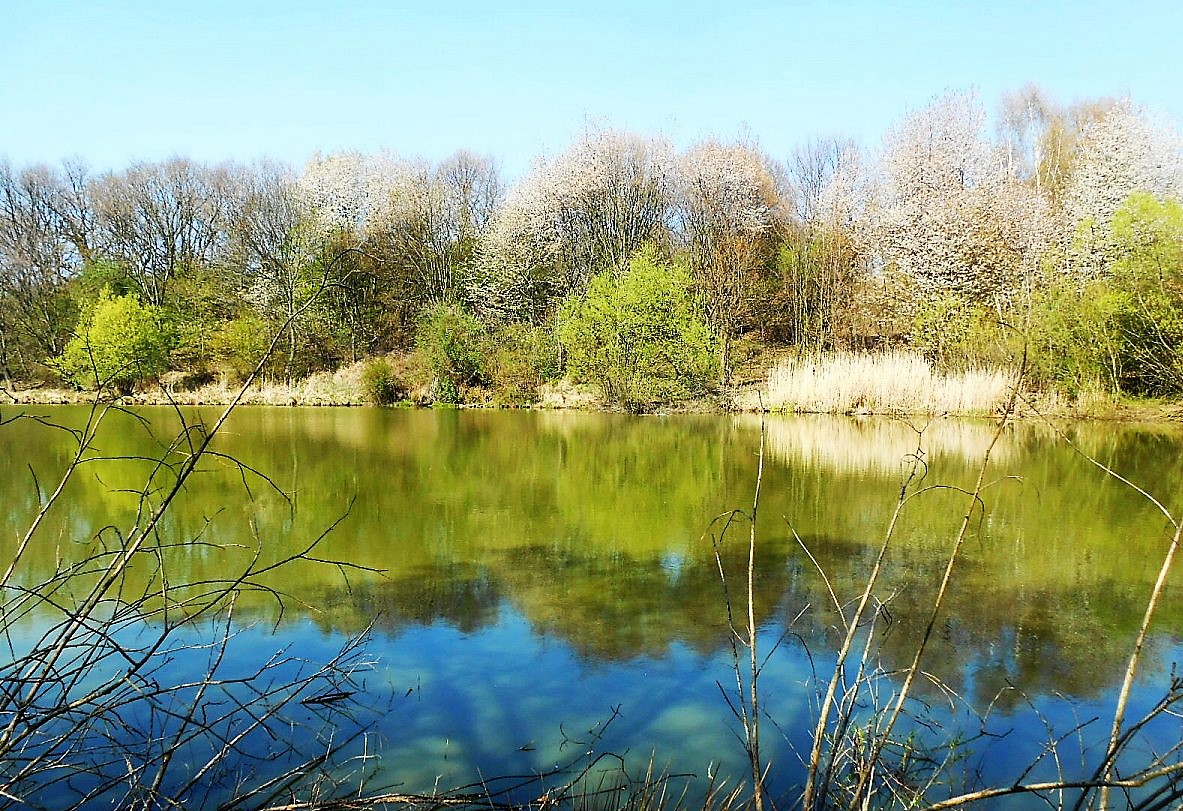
[2,406,1181,807]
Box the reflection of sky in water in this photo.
[302,607,817,801]
[284,601,1182,807]
[14,603,1178,808]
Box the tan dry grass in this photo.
[740,352,1018,416]
[3,362,371,407]
[537,379,601,410]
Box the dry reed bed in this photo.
[741,352,1019,416]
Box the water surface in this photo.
[2,406,1181,807]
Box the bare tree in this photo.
[0,161,91,378]
[92,158,242,307]
[777,139,869,349]
[231,161,323,379]
[368,151,502,306]
[0,259,385,808]
[788,135,857,225]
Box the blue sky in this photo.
[3,0,1181,180]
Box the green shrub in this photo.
[910,295,1010,372]
[1016,194,1183,398]
[486,322,560,405]
[56,290,175,392]
[1107,193,1183,395]
[360,357,406,405]
[414,302,487,401]
[433,375,460,405]
[911,283,1127,398]
[558,246,716,409]
[1023,279,1125,396]
[213,314,275,383]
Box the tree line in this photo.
[2,85,1182,406]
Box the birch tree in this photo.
[369,151,501,306]
[789,135,857,224]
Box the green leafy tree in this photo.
[558,246,716,409]
[57,290,175,392]
[1107,192,1183,394]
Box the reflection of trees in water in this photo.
[489,539,794,660]
[783,532,1183,709]
[281,522,1181,716]
[5,407,1183,711]
[307,562,503,635]
[300,540,797,661]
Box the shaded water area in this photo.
[2,406,1182,807]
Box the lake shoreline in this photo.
[6,379,1183,423]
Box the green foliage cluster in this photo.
[1022,279,1125,395]
[910,296,1009,372]
[212,314,274,382]
[360,357,407,405]
[1107,193,1183,395]
[407,305,561,405]
[414,303,488,404]
[57,290,175,392]
[906,194,1183,401]
[1014,195,1183,398]
[558,246,716,410]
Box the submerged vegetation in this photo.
[2,86,1182,413]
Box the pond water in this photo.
[2,406,1181,808]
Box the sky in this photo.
[3,0,1182,181]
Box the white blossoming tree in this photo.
[1063,103,1183,274]
[299,149,501,306]
[471,127,674,322]
[859,90,1052,302]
